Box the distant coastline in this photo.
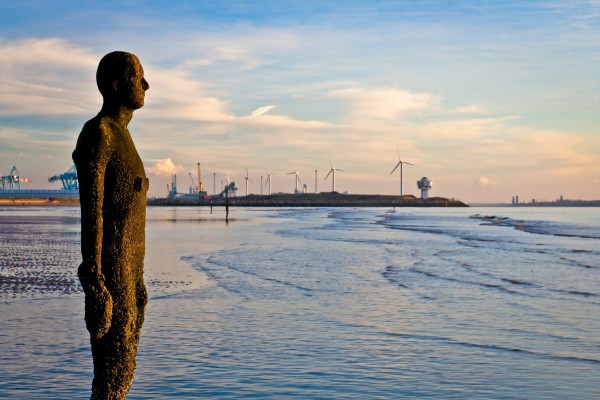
[4,194,600,208]
[148,193,469,207]
[471,199,600,207]
[0,198,80,206]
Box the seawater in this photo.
[0,206,598,399]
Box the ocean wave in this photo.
[408,267,529,297]
[469,214,600,239]
[181,255,244,296]
[381,252,600,305]
[559,256,598,269]
[184,252,314,296]
[380,331,600,365]
[329,317,600,365]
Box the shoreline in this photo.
[2,196,600,208]
[0,198,80,206]
[148,193,469,207]
[1,193,470,207]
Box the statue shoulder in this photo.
[73,116,118,163]
[81,115,121,139]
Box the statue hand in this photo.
[84,285,113,339]
[84,280,113,339]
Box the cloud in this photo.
[0,37,99,116]
[250,105,276,117]
[0,37,236,121]
[454,104,488,114]
[0,12,597,203]
[173,28,302,70]
[475,176,496,187]
[0,151,23,159]
[145,158,186,177]
[329,87,438,120]
[141,64,233,122]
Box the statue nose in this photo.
[142,78,149,91]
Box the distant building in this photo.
[417,177,432,199]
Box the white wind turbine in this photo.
[287,170,302,193]
[324,158,343,193]
[390,146,414,196]
[244,168,253,196]
[265,170,276,195]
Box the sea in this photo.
[0,205,598,399]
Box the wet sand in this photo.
[0,198,80,206]
[0,206,209,299]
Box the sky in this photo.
[0,0,599,203]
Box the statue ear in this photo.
[111,79,119,93]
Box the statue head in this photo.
[96,51,149,110]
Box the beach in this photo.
[0,198,80,207]
[1,206,599,399]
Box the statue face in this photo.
[121,56,150,110]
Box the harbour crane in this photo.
[1,166,29,190]
[189,172,198,194]
[48,165,78,191]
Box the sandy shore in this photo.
[0,198,80,206]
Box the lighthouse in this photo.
[417,177,432,199]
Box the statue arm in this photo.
[77,124,112,278]
[74,121,114,339]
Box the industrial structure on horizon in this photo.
[0,165,79,199]
[2,160,438,201]
[417,177,432,199]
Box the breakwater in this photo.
[148,193,468,207]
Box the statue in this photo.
[73,51,150,400]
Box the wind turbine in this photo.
[244,168,252,196]
[287,170,302,193]
[390,146,414,196]
[265,171,276,195]
[324,158,343,193]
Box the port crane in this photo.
[189,172,198,194]
[48,165,79,191]
[1,166,29,190]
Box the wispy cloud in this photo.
[329,87,439,121]
[0,37,98,116]
[171,28,303,71]
[0,0,598,202]
[454,104,488,114]
[0,151,23,159]
[249,105,276,117]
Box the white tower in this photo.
[417,177,432,199]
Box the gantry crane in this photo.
[1,166,30,190]
[48,165,79,191]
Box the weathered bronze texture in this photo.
[73,51,150,400]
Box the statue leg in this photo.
[89,280,146,399]
[90,331,137,400]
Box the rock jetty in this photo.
[148,193,468,207]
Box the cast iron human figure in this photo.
[73,51,150,400]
